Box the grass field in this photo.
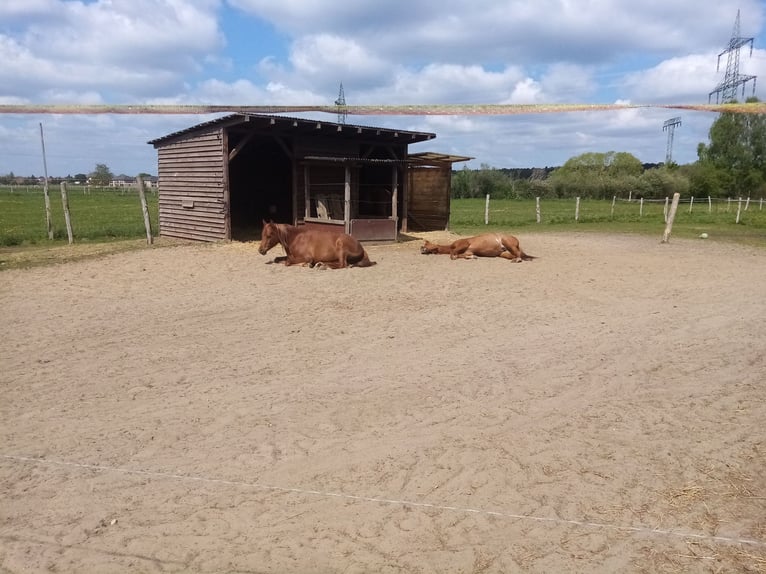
[0,186,158,246]
[449,196,766,246]
[1,189,764,268]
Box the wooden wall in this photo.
[407,166,450,231]
[156,130,227,241]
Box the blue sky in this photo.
[1,0,765,177]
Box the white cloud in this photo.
[0,0,764,174]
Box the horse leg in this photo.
[501,239,524,262]
[452,249,476,260]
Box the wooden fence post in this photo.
[664,196,669,223]
[661,193,681,243]
[39,123,54,239]
[745,196,750,211]
[575,197,580,222]
[60,182,73,244]
[639,197,644,217]
[611,195,616,218]
[689,196,694,213]
[736,197,743,224]
[535,197,541,223]
[708,196,712,213]
[136,175,153,245]
[484,194,490,225]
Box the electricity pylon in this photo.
[663,117,682,164]
[708,10,756,104]
[335,83,347,124]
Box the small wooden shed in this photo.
[148,113,469,242]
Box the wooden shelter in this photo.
[148,113,469,242]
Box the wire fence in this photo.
[448,195,766,230]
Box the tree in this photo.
[697,97,766,198]
[548,151,644,198]
[89,163,114,187]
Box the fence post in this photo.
[745,196,750,211]
[39,123,54,239]
[136,175,153,245]
[484,194,490,225]
[661,193,681,243]
[689,196,694,214]
[60,182,73,244]
[639,197,644,217]
[575,197,580,222]
[664,196,669,223]
[611,195,616,218]
[535,197,541,224]
[708,196,712,213]
[736,197,743,224]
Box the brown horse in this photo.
[420,233,536,262]
[258,221,376,269]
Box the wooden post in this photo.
[304,165,311,220]
[39,123,54,239]
[628,190,632,202]
[736,197,743,224]
[344,166,351,234]
[639,197,644,217]
[611,195,616,218]
[575,196,580,222]
[745,196,750,211]
[391,166,398,223]
[661,192,680,243]
[708,196,712,213]
[60,182,73,244]
[664,196,669,223]
[760,198,764,211]
[484,194,490,224]
[136,175,153,244]
[689,196,694,213]
[535,197,541,223]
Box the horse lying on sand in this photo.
[258,221,376,269]
[420,233,536,262]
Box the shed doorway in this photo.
[228,135,293,241]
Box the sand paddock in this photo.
[1,232,765,573]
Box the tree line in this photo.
[452,98,766,200]
[0,164,153,187]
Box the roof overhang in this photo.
[148,113,437,147]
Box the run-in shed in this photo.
[148,113,469,242]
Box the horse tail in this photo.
[353,250,377,267]
[520,251,537,261]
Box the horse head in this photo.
[258,220,281,255]
[420,240,439,254]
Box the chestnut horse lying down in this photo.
[258,221,376,268]
[420,233,536,262]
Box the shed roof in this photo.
[148,113,437,146]
[408,152,473,165]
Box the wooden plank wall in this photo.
[157,130,226,241]
[407,166,450,231]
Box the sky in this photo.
[1,0,765,177]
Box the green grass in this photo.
[0,186,158,246]
[2,189,764,252]
[449,197,766,247]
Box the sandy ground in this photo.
[1,231,765,573]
